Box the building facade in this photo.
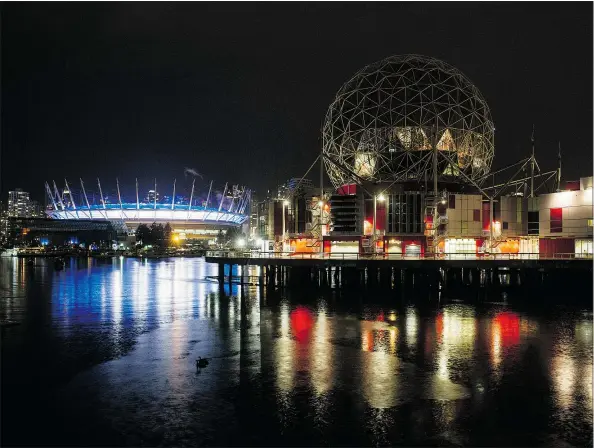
[8,189,38,218]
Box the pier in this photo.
[206,251,593,297]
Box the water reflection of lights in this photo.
[280,302,290,337]
[110,266,123,343]
[275,303,294,393]
[156,262,173,322]
[360,318,400,408]
[311,310,333,396]
[405,308,418,348]
[584,361,593,406]
[575,321,593,345]
[291,306,313,343]
[491,324,502,369]
[491,312,515,366]
[552,347,576,411]
[362,349,399,408]
[435,308,476,380]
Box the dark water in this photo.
[1,257,592,447]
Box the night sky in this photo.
[2,2,592,202]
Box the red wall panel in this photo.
[539,238,575,257]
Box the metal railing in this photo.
[205,251,592,261]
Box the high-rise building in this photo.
[8,189,36,218]
[146,189,160,204]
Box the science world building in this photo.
[317,54,592,258]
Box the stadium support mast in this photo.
[171,179,176,210]
[153,179,157,210]
[64,178,78,219]
[205,180,213,209]
[97,179,106,209]
[218,183,228,212]
[188,178,195,219]
[64,179,76,210]
[80,178,91,210]
[53,181,65,210]
[45,182,58,211]
[136,178,140,210]
[116,178,123,211]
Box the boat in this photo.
[1,248,17,257]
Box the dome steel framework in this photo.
[322,54,495,189]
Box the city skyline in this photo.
[2,3,592,199]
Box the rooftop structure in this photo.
[322,54,494,189]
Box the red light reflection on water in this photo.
[290,306,313,343]
[435,312,444,344]
[493,311,520,347]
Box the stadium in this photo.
[44,178,250,241]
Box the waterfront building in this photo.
[7,189,37,218]
[281,54,593,259]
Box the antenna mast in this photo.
[557,141,562,192]
[530,124,535,198]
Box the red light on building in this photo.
[290,306,313,343]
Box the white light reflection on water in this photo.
[311,305,333,396]
[436,307,476,381]
[110,261,123,345]
[360,316,401,409]
[156,262,173,323]
[552,345,576,411]
[405,307,418,349]
[491,318,502,372]
[275,301,294,394]
[550,320,593,415]
[1,257,592,448]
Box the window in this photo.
[473,209,480,222]
[588,219,593,227]
[528,211,539,235]
[550,208,562,233]
[448,194,456,209]
[502,222,509,230]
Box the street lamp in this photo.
[373,192,386,253]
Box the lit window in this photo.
[550,208,562,233]
[588,219,593,227]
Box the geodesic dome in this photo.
[322,54,495,188]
